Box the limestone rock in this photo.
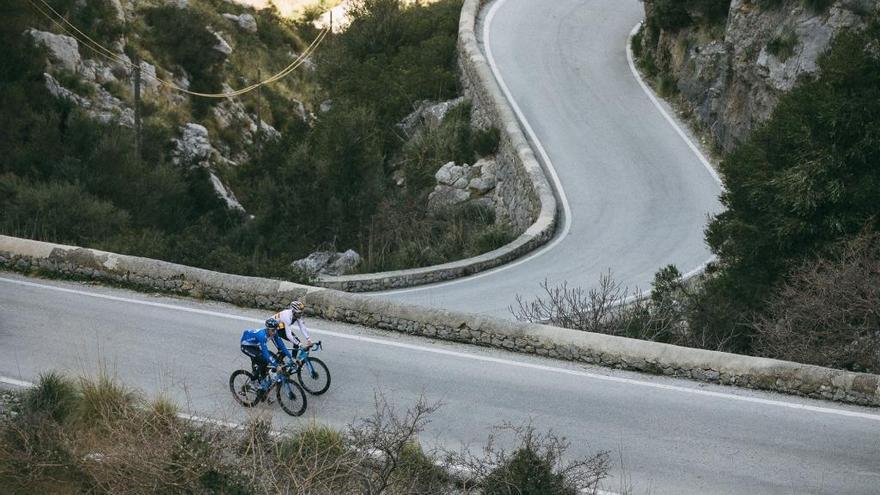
[396,96,467,137]
[43,73,134,127]
[174,123,215,165]
[639,0,871,150]
[292,250,361,276]
[435,161,466,186]
[27,29,81,72]
[469,176,496,195]
[222,13,258,33]
[428,157,499,215]
[211,30,233,56]
[427,186,471,212]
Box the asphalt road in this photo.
[379,0,722,317]
[2,274,879,495]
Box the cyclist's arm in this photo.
[258,336,279,368]
[296,319,311,341]
[273,333,295,362]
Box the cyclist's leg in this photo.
[241,345,269,384]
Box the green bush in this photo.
[700,22,880,352]
[143,5,226,103]
[484,446,575,495]
[23,372,79,423]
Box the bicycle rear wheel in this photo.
[297,357,331,395]
[229,370,261,407]
[276,379,308,416]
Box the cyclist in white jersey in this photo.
[270,300,313,353]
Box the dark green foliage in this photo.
[40,0,128,46]
[757,0,785,10]
[803,0,834,13]
[648,0,730,31]
[484,447,574,495]
[699,23,880,352]
[3,0,497,278]
[143,5,226,106]
[316,0,461,137]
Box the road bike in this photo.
[277,340,331,396]
[229,362,308,417]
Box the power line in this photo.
[27,0,329,98]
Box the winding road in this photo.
[2,274,880,495]
[2,1,878,494]
[380,0,721,317]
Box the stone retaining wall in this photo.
[2,235,878,407]
[316,0,558,292]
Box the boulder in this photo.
[222,13,258,33]
[292,250,361,276]
[427,186,471,213]
[27,29,81,72]
[435,161,466,186]
[174,123,214,165]
[396,96,467,137]
[468,176,496,195]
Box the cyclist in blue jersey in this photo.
[240,318,295,394]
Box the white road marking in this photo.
[2,276,880,422]
[625,23,722,186]
[365,0,574,297]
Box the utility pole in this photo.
[255,68,262,146]
[330,9,333,33]
[132,53,142,164]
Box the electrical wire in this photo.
[27,0,329,98]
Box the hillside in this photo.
[627,0,880,370]
[1,0,510,280]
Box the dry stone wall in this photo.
[316,0,558,292]
[2,235,878,408]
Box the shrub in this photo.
[448,424,609,495]
[752,231,880,372]
[75,373,140,430]
[803,0,834,14]
[23,372,78,424]
[766,30,798,61]
[143,5,226,100]
[703,22,880,347]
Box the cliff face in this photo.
[638,0,876,151]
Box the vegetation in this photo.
[648,0,731,32]
[1,0,508,280]
[699,21,880,355]
[0,373,610,494]
[534,17,880,370]
[766,30,798,60]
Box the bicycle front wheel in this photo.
[229,370,261,407]
[276,379,308,416]
[297,357,331,395]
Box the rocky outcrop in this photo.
[396,97,467,138]
[44,73,134,127]
[222,13,258,33]
[292,249,361,276]
[427,158,499,214]
[173,123,245,212]
[638,0,876,151]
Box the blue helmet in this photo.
[265,317,280,331]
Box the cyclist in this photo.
[270,300,313,355]
[240,318,295,394]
